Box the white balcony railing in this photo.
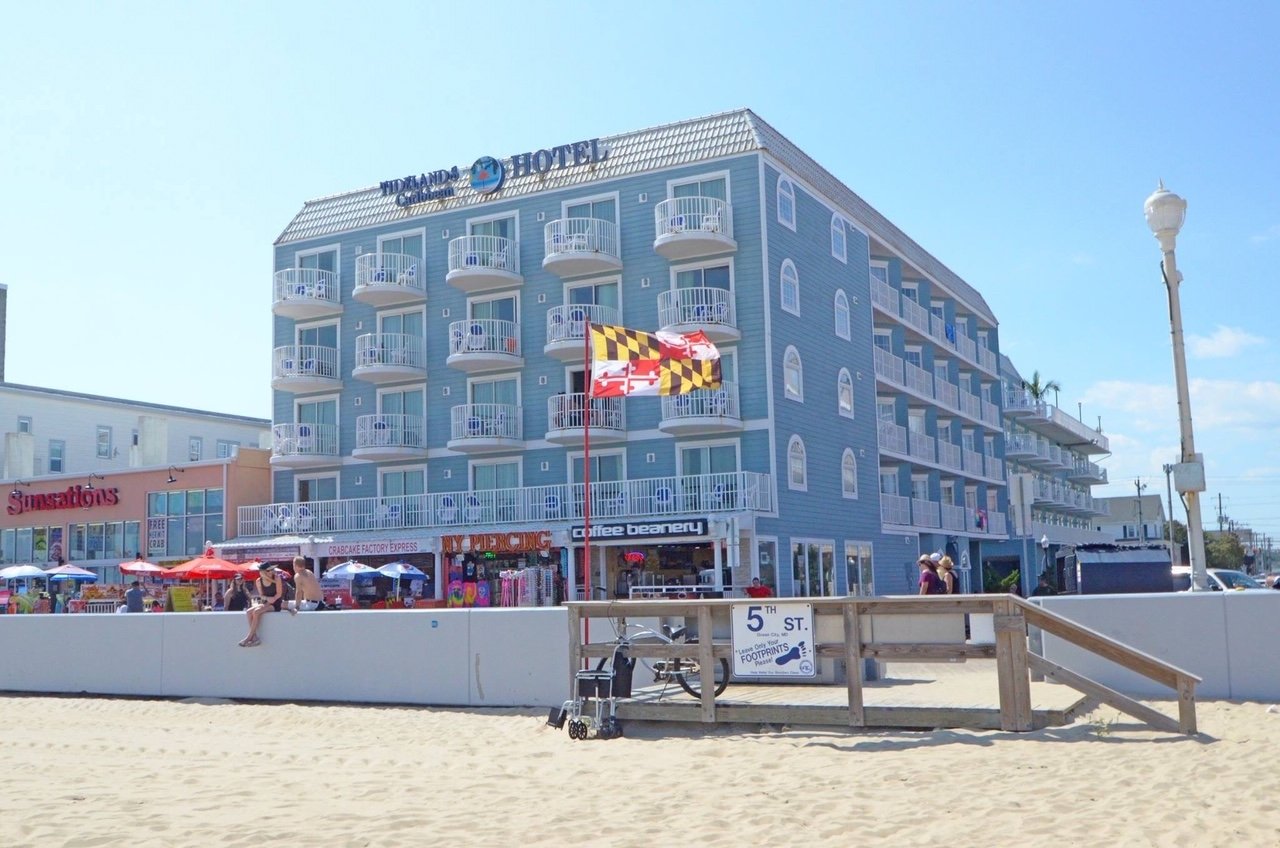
[935,379,958,410]
[447,319,521,357]
[981,399,1001,428]
[937,441,962,470]
[447,235,520,276]
[544,218,620,259]
[904,361,933,398]
[355,252,423,292]
[977,345,997,373]
[877,420,907,454]
[271,423,338,460]
[355,333,425,369]
[942,503,967,532]
[871,278,899,314]
[546,303,618,345]
[449,403,522,441]
[958,389,982,420]
[354,414,425,450]
[548,393,625,431]
[660,381,740,421]
[236,471,774,536]
[908,430,935,463]
[273,268,339,306]
[272,345,339,381]
[657,286,737,331]
[901,297,930,335]
[985,455,1004,481]
[912,498,941,528]
[962,449,984,475]
[873,347,904,385]
[881,493,911,526]
[653,196,732,240]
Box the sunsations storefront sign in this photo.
[379,138,609,207]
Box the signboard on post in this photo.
[731,602,816,678]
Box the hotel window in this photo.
[382,468,425,498]
[911,476,930,503]
[379,231,424,261]
[904,346,923,371]
[837,369,854,419]
[676,261,732,296]
[469,293,517,324]
[673,176,727,202]
[780,260,799,315]
[216,440,238,459]
[831,214,847,262]
[189,437,203,462]
[470,215,515,243]
[298,247,337,278]
[17,416,32,434]
[473,460,520,493]
[96,426,112,459]
[833,290,850,339]
[568,279,619,310]
[940,480,956,505]
[783,346,803,401]
[845,541,874,596]
[49,440,65,473]
[566,196,617,242]
[787,436,807,491]
[146,488,223,558]
[869,262,889,285]
[841,449,858,499]
[297,475,338,502]
[777,176,796,230]
[901,283,919,303]
[298,322,339,376]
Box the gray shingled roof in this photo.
[276,108,996,324]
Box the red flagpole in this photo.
[582,322,593,655]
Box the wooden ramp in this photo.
[568,596,1201,735]
[617,662,1091,731]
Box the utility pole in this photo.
[1162,463,1178,566]
[1134,478,1147,543]
[1216,493,1225,532]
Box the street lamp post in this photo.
[1039,534,1050,590]
[1144,182,1209,591]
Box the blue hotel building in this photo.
[236,109,1058,601]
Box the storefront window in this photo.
[845,541,874,596]
[791,540,835,596]
[146,488,224,558]
[756,539,777,592]
[1,525,65,563]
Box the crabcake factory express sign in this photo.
[8,485,120,515]
[380,138,608,207]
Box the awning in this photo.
[214,535,323,562]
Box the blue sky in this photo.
[2,2,1278,536]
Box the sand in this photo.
[2,679,1278,848]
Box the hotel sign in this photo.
[380,138,608,207]
[570,519,708,542]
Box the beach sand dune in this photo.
[1,692,1277,847]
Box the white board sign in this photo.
[731,602,816,678]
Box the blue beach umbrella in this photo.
[378,561,427,599]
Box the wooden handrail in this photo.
[1012,597,1201,690]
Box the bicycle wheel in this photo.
[674,656,730,699]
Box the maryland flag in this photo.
[590,324,722,397]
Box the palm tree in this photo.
[1022,371,1062,407]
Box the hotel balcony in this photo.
[653,197,735,260]
[544,394,626,446]
[353,333,426,384]
[236,470,774,536]
[1004,389,1109,454]
[351,414,427,462]
[271,345,340,393]
[272,269,342,320]
[656,286,741,344]
[542,218,622,278]
[658,381,742,436]
[447,403,523,453]
[445,319,522,373]
[871,279,999,378]
[544,304,618,361]
[353,253,425,307]
[1068,459,1108,485]
[446,236,522,293]
[270,423,339,469]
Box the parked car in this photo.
[1172,567,1270,592]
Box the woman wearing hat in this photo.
[917,554,946,595]
[238,564,284,647]
[938,555,959,594]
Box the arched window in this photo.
[788,435,807,491]
[831,214,847,262]
[783,345,803,401]
[834,289,850,339]
[842,449,858,499]
[780,259,799,316]
[777,176,796,230]
[837,368,854,418]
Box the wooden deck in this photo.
[616,661,1091,731]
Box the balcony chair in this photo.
[667,214,686,234]
[654,486,674,513]
[280,358,295,376]
[276,504,293,533]
[372,266,387,283]
[372,419,391,446]
[301,358,318,375]
[700,211,722,233]
[467,416,484,437]
[489,247,508,269]
[437,495,458,524]
[259,507,277,535]
[295,504,315,532]
[397,263,417,286]
[464,495,484,523]
[543,494,562,519]
[467,323,487,351]
[709,390,728,416]
[295,425,314,452]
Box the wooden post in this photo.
[993,598,1033,731]
[698,603,716,723]
[843,600,865,727]
[1177,674,1198,735]
[566,604,581,698]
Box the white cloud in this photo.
[1250,224,1280,244]
[1069,253,1094,266]
[1187,325,1264,359]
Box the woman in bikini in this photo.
[239,564,283,647]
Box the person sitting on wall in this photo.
[239,564,285,647]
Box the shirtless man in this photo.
[289,556,327,612]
